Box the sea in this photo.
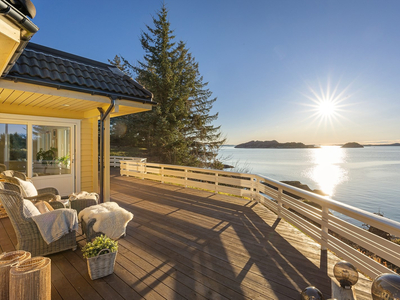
[219,145,400,223]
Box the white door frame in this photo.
[0,113,81,195]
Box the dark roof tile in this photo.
[7,43,153,102]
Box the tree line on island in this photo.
[109,5,225,169]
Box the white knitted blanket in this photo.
[78,202,133,239]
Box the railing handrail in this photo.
[120,160,400,279]
[256,174,400,236]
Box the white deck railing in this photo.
[120,160,400,280]
[110,156,146,168]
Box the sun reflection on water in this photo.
[303,146,348,196]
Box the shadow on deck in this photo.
[0,171,372,299]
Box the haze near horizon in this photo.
[30,0,400,145]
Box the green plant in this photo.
[57,154,70,167]
[36,147,57,164]
[82,235,118,259]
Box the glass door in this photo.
[0,123,27,173]
[32,125,71,176]
[30,124,75,196]
[1,118,77,197]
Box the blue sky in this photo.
[30,0,400,145]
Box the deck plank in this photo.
[0,172,372,299]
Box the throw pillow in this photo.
[34,201,54,214]
[23,199,41,218]
[16,178,38,197]
[43,201,54,211]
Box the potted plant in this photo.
[82,235,118,280]
[35,147,57,174]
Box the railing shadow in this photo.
[111,175,333,299]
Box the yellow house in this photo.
[0,1,154,201]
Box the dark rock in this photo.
[341,142,364,148]
[235,140,319,149]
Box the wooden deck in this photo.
[0,171,372,299]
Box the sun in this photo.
[300,78,352,126]
[318,100,336,117]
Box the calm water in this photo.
[219,146,400,222]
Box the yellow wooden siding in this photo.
[80,117,98,192]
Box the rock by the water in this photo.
[235,140,318,149]
[341,142,364,148]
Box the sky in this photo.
[29,0,400,145]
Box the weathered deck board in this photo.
[0,171,372,299]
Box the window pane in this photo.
[0,124,27,173]
[33,125,71,176]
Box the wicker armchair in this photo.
[0,181,63,209]
[0,163,6,173]
[0,189,77,256]
[0,175,63,209]
[2,170,27,181]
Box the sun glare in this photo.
[300,78,353,128]
[318,100,336,117]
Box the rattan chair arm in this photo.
[26,193,58,202]
[37,187,59,195]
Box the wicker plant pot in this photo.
[87,249,117,280]
[0,250,31,300]
[9,256,51,300]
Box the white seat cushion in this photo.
[16,177,38,197]
[23,199,41,218]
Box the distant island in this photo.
[341,142,364,148]
[364,143,400,147]
[235,140,319,149]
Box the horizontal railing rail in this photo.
[120,160,400,280]
[109,156,146,168]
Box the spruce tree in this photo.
[113,4,225,167]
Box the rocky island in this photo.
[341,142,364,148]
[235,140,318,149]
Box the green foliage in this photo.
[56,154,70,167]
[82,235,118,259]
[36,147,57,165]
[108,55,131,76]
[392,238,400,245]
[111,4,225,168]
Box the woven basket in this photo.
[87,249,117,280]
[0,250,31,300]
[9,256,51,300]
[0,204,7,219]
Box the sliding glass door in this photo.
[32,125,71,176]
[0,116,78,197]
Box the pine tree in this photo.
[113,4,225,167]
[108,55,131,76]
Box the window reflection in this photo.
[0,124,27,173]
[33,125,71,176]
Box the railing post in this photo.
[277,187,283,218]
[185,168,188,188]
[253,176,258,202]
[215,173,219,193]
[161,166,164,183]
[321,206,329,250]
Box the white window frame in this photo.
[0,113,81,192]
